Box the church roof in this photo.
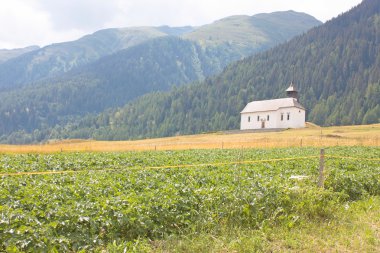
[240,97,305,114]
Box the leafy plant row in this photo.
[0,147,378,174]
[0,147,379,252]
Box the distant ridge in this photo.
[0,11,320,91]
[184,11,321,58]
[0,27,168,90]
[0,45,39,63]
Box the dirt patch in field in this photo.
[325,134,343,138]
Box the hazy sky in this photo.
[0,0,362,49]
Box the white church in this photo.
[240,83,305,130]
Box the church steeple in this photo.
[286,82,298,100]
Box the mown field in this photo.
[0,123,379,153]
[1,146,379,252]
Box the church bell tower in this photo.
[286,82,298,100]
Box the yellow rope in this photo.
[0,170,78,176]
[325,155,380,161]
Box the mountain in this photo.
[0,46,39,64]
[0,11,322,144]
[34,0,378,142]
[0,11,320,92]
[0,37,224,136]
[184,11,321,57]
[0,27,173,91]
[158,26,195,36]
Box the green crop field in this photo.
[1,147,379,252]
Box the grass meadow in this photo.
[0,123,379,153]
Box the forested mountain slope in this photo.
[0,11,321,143]
[0,27,170,90]
[43,0,379,142]
[0,37,222,136]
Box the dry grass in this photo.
[0,123,379,153]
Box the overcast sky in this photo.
[0,0,362,49]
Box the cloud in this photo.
[0,0,363,49]
[0,0,86,48]
[105,0,208,27]
[34,0,121,31]
[105,0,362,27]
[0,0,48,48]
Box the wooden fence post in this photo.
[318,148,325,188]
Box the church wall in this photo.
[241,107,305,130]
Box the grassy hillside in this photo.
[184,11,321,55]
[185,15,268,46]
